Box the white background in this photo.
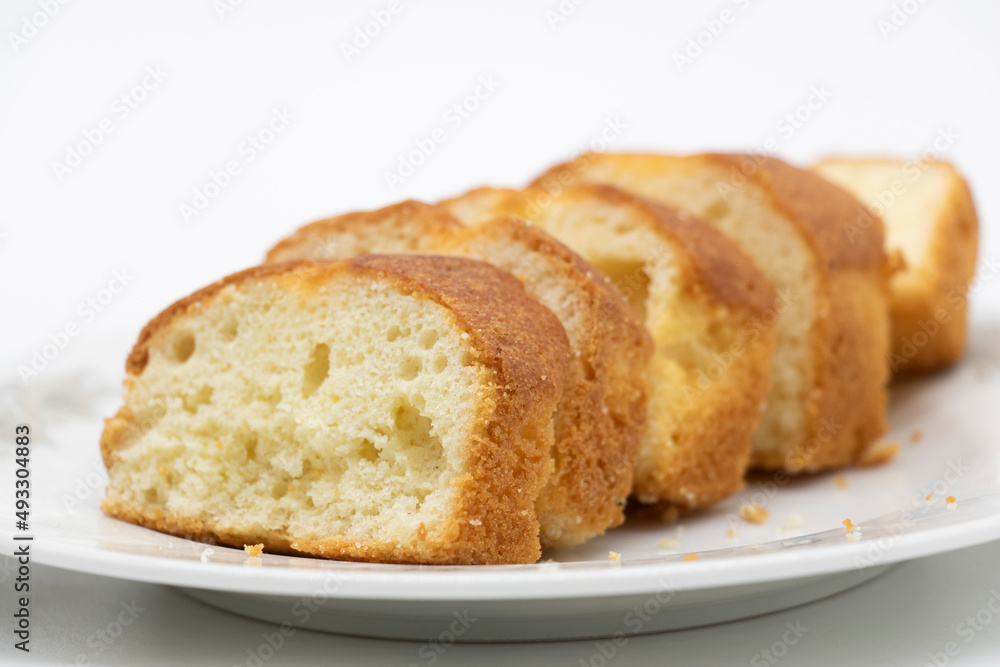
[1,0,999,664]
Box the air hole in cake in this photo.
[358,438,379,462]
[270,479,288,499]
[220,317,239,341]
[386,325,404,342]
[433,354,448,373]
[171,331,196,363]
[390,398,441,463]
[237,432,258,459]
[302,343,331,397]
[594,260,649,321]
[419,330,439,349]
[400,356,422,381]
[704,198,731,220]
[183,385,214,413]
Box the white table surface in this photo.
[3,0,999,664]
[1,540,999,666]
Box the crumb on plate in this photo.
[656,536,679,550]
[683,553,698,562]
[739,503,769,524]
[609,551,621,561]
[834,473,848,490]
[727,528,738,538]
[842,518,855,533]
[783,514,802,530]
[244,543,264,557]
[910,429,923,444]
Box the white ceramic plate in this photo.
[2,310,1000,642]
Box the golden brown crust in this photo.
[265,200,464,264]
[442,184,775,320]
[442,183,777,507]
[812,158,979,374]
[103,256,571,565]
[532,153,890,473]
[708,155,886,271]
[264,203,651,546]
[557,184,776,315]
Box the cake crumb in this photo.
[469,519,482,526]
[656,536,679,551]
[609,551,621,561]
[783,514,802,530]
[683,553,698,561]
[739,503,769,524]
[946,496,958,510]
[842,518,855,533]
[834,473,848,490]
[946,495,956,503]
[726,529,738,538]
[858,440,900,467]
[244,544,264,557]
[910,429,923,444]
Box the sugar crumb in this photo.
[469,519,483,526]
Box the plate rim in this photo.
[8,505,1000,601]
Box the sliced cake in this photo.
[813,158,979,374]
[533,154,890,472]
[440,184,776,507]
[101,256,571,564]
[266,205,651,546]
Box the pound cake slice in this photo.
[812,158,979,374]
[101,256,571,565]
[533,154,890,472]
[440,184,776,508]
[267,204,651,546]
